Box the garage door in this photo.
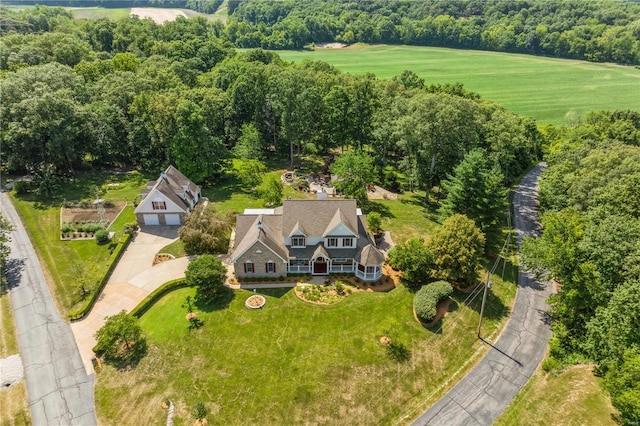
[165,214,181,225]
[143,214,159,225]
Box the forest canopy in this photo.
[3,0,640,65]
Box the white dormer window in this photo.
[291,237,306,248]
[327,238,338,247]
[152,201,167,210]
[342,238,354,247]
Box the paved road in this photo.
[413,163,552,426]
[1,192,97,425]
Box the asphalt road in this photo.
[1,192,96,425]
[412,163,552,426]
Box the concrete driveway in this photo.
[71,226,189,374]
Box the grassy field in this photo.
[0,284,32,425]
[8,171,145,316]
[496,364,617,426]
[277,44,640,126]
[96,265,516,425]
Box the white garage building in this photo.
[134,165,201,226]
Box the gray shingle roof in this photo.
[139,165,201,213]
[232,199,384,266]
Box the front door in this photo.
[313,257,328,274]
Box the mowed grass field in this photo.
[278,44,640,126]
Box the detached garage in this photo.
[143,214,160,226]
[134,165,201,226]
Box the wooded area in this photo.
[522,111,640,424]
[3,0,640,64]
[1,2,639,422]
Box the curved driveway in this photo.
[413,163,552,425]
[1,192,96,425]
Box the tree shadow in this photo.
[249,287,292,298]
[3,258,25,291]
[102,339,148,370]
[453,286,508,322]
[361,200,395,219]
[195,286,235,312]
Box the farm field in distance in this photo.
[277,44,640,126]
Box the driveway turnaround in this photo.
[413,163,552,425]
[1,192,96,425]
[71,226,188,374]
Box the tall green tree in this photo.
[94,310,146,364]
[439,148,508,248]
[185,254,227,304]
[387,237,433,289]
[330,150,375,203]
[427,214,485,285]
[257,175,283,207]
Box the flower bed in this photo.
[295,280,355,305]
[245,294,266,309]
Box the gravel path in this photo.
[412,163,552,425]
[1,192,96,425]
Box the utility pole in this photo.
[477,272,492,339]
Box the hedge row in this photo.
[130,278,190,318]
[69,232,132,321]
[414,281,453,323]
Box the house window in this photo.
[333,258,348,264]
[291,237,306,247]
[327,238,338,247]
[152,201,167,210]
[245,262,254,273]
[342,238,353,247]
[366,266,377,274]
[266,261,276,273]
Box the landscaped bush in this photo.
[414,281,453,323]
[61,223,74,233]
[123,222,139,235]
[95,229,110,244]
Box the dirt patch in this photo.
[153,253,175,266]
[316,42,348,49]
[130,7,187,24]
[61,201,127,224]
[367,185,398,200]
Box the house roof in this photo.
[135,165,201,214]
[232,199,384,266]
[281,200,359,240]
[232,214,287,262]
[358,244,386,266]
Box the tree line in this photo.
[522,110,640,424]
[0,6,541,201]
[3,0,640,65]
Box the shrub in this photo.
[86,223,105,233]
[123,222,139,235]
[414,281,453,323]
[61,223,74,233]
[95,229,110,244]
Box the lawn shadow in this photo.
[453,285,508,322]
[362,200,395,219]
[255,287,293,298]
[399,193,440,222]
[195,287,235,312]
[103,339,148,371]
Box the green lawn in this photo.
[496,364,617,426]
[8,171,146,316]
[96,264,516,425]
[0,279,32,425]
[69,7,132,20]
[277,44,640,126]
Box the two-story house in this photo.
[134,165,201,226]
[231,199,385,281]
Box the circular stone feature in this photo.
[245,294,266,309]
